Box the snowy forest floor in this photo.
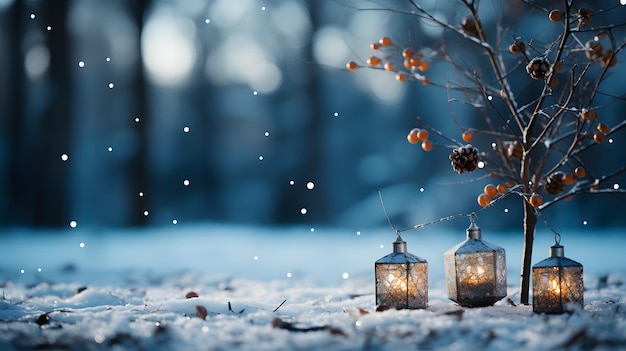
[1,223,625,350]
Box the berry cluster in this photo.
[477,183,511,207]
[407,128,433,151]
[579,107,611,144]
[548,7,595,27]
[346,36,430,85]
[549,6,617,68]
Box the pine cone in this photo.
[450,144,479,174]
[545,172,565,195]
[526,57,550,80]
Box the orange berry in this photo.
[509,41,525,54]
[594,132,606,143]
[484,184,498,198]
[581,108,597,121]
[421,140,433,151]
[402,48,414,58]
[421,77,430,85]
[416,129,429,141]
[367,56,381,66]
[462,130,474,142]
[384,62,395,71]
[575,167,586,178]
[562,173,576,185]
[409,57,421,67]
[370,42,380,50]
[403,58,413,69]
[346,61,358,71]
[396,73,407,82]
[597,123,610,134]
[548,10,562,22]
[379,36,392,46]
[497,183,507,194]
[529,193,543,208]
[407,128,419,144]
[477,193,490,207]
[553,61,563,72]
[417,61,429,72]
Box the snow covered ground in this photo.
[1,223,625,350]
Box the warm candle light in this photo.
[444,218,507,307]
[532,241,583,314]
[550,279,560,294]
[375,236,428,309]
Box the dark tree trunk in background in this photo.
[4,0,26,226]
[276,1,326,224]
[128,0,151,226]
[39,0,72,226]
[8,0,72,227]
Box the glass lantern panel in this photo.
[375,262,427,309]
[495,250,507,297]
[533,266,584,313]
[444,251,458,299]
[455,252,497,300]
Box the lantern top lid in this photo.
[466,220,482,239]
[445,220,503,255]
[375,236,427,264]
[532,244,582,268]
[549,243,564,257]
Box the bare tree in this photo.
[347,0,626,304]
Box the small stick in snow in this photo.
[271,318,347,337]
[273,299,286,312]
[227,301,245,314]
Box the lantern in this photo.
[444,217,507,307]
[532,240,583,314]
[375,234,428,309]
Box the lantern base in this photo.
[449,296,505,308]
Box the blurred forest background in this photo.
[1,0,625,231]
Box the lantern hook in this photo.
[469,212,477,225]
[554,232,561,245]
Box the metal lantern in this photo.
[532,241,584,314]
[375,234,428,309]
[444,218,507,307]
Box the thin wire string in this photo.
[379,183,562,241]
[533,206,561,244]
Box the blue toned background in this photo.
[1,0,625,233]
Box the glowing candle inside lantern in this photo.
[375,237,428,309]
[444,219,506,307]
[550,279,560,294]
[532,243,583,314]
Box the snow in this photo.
[1,223,626,350]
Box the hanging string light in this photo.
[443,215,507,307]
[532,232,584,314]
[375,231,428,309]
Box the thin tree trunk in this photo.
[519,198,537,305]
[128,0,150,226]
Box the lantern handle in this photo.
[379,191,399,233]
[469,213,477,225]
[554,232,561,245]
[532,200,563,245]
